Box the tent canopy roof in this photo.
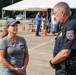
[2,0,76,11]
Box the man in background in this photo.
[35,12,42,36]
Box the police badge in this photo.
[66,30,74,40]
[59,32,62,37]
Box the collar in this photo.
[61,16,72,29]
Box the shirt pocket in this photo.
[56,37,63,51]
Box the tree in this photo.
[0,0,3,18]
[0,0,22,18]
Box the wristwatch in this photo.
[49,60,53,65]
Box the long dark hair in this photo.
[2,29,8,38]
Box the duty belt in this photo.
[56,58,76,70]
[66,59,76,69]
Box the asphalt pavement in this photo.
[0,26,56,75]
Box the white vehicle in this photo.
[15,14,25,20]
[4,16,9,20]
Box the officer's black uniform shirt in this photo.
[53,16,76,58]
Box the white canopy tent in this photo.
[2,0,52,11]
[2,0,76,31]
[2,0,52,31]
[2,0,76,11]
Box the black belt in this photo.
[56,60,76,70]
[66,59,76,69]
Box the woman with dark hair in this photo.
[0,18,29,75]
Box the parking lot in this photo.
[0,24,56,75]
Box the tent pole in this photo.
[23,10,26,32]
[51,9,52,33]
[2,10,4,27]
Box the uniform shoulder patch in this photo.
[66,30,74,40]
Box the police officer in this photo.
[49,2,76,75]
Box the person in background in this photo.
[0,18,29,75]
[47,15,51,33]
[35,12,42,36]
[47,8,51,33]
[45,17,49,31]
[49,2,76,75]
[41,12,46,31]
[51,14,58,36]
